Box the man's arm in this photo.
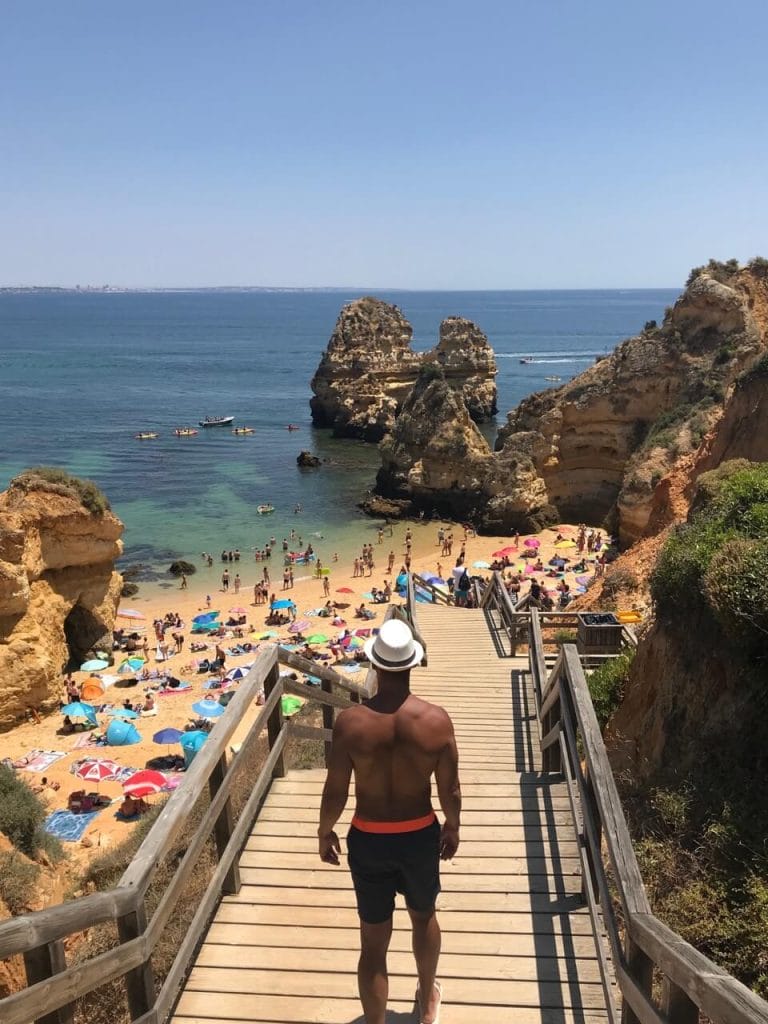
[318,713,354,864]
[435,715,461,859]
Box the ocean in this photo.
[0,288,677,590]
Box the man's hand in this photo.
[440,824,459,860]
[319,830,341,865]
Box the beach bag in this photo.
[458,570,470,591]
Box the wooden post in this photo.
[662,978,698,1024]
[23,940,74,1024]
[264,662,285,778]
[621,939,653,1024]
[321,677,334,765]
[208,753,240,895]
[116,903,155,1022]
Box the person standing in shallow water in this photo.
[318,619,461,1024]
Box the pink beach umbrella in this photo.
[522,538,540,548]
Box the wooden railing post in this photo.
[116,902,155,1022]
[264,662,285,779]
[621,937,653,1024]
[321,677,334,764]
[662,978,699,1024]
[23,941,74,1024]
[208,753,240,895]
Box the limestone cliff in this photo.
[0,480,123,730]
[310,297,497,441]
[493,264,768,543]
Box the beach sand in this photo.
[3,518,604,864]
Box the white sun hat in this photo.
[364,619,424,672]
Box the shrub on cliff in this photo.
[10,466,110,514]
[651,461,768,663]
[587,648,635,729]
[0,765,63,861]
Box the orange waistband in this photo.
[351,811,436,834]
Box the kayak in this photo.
[232,427,255,435]
[174,428,198,437]
[134,432,158,440]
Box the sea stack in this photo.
[310,297,497,441]
[0,472,124,730]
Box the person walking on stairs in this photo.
[318,618,461,1024]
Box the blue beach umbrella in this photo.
[193,612,219,624]
[153,728,183,752]
[61,701,98,723]
[473,560,491,569]
[118,657,145,674]
[80,658,109,671]
[270,599,294,609]
[192,699,225,719]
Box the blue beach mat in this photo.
[44,809,102,842]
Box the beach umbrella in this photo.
[80,658,109,672]
[192,699,225,718]
[289,619,311,633]
[523,538,541,548]
[228,606,247,616]
[123,769,166,798]
[555,540,577,549]
[228,666,248,680]
[75,759,121,787]
[105,719,141,746]
[117,608,145,620]
[153,727,183,746]
[61,701,98,723]
[306,633,329,644]
[491,547,516,558]
[80,678,105,701]
[336,587,354,594]
[342,636,363,650]
[180,729,208,767]
[106,707,140,720]
[271,599,293,609]
[473,560,491,569]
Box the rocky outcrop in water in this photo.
[0,481,123,730]
[367,263,768,535]
[310,297,497,441]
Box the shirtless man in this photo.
[318,619,460,1024]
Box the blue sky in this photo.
[1,1,766,288]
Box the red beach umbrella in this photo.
[491,547,516,558]
[123,769,167,798]
[75,759,122,785]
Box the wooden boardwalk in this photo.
[171,603,610,1024]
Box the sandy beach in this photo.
[3,517,604,863]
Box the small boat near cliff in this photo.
[174,428,198,437]
[134,432,158,440]
[199,416,234,428]
[232,427,255,435]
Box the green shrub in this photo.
[553,629,577,646]
[0,850,40,914]
[747,256,768,279]
[0,765,47,857]
[643,320,658,332]
[703,539,768,657]
[739,352,768,388]
[10,466,110,514]
[602,566,638,599]
[587,648,635,729]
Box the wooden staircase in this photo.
[170,603,609,1023]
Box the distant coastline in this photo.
[0,285,679,295]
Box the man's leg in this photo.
[408,906,441,1023]
[358,917,393,1024]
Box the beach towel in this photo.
[157,683,193,696]
[72,734,100,750]
[44,808,102,842]
[161,774,184,792]
[22,750,68,773]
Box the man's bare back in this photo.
[336,692,454,821]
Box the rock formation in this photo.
[296,450,321,468]
[367,262,768,535]
[310,297,497,441]
[0,480,123,731]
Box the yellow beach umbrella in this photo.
[554,540,577,548]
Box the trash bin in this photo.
[577,612,623,655]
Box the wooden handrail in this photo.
[528,633,768,1024]
[0,637,378,1024]
[411,572,453,605]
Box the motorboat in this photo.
[174,428,198,437]
[232,427,255,435]
[257,504,275,515]
[519,357,534,364]
[134,432,158,440]
[199,416,234,428]
[544,375,562,382]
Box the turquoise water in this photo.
[0,288,676,583]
